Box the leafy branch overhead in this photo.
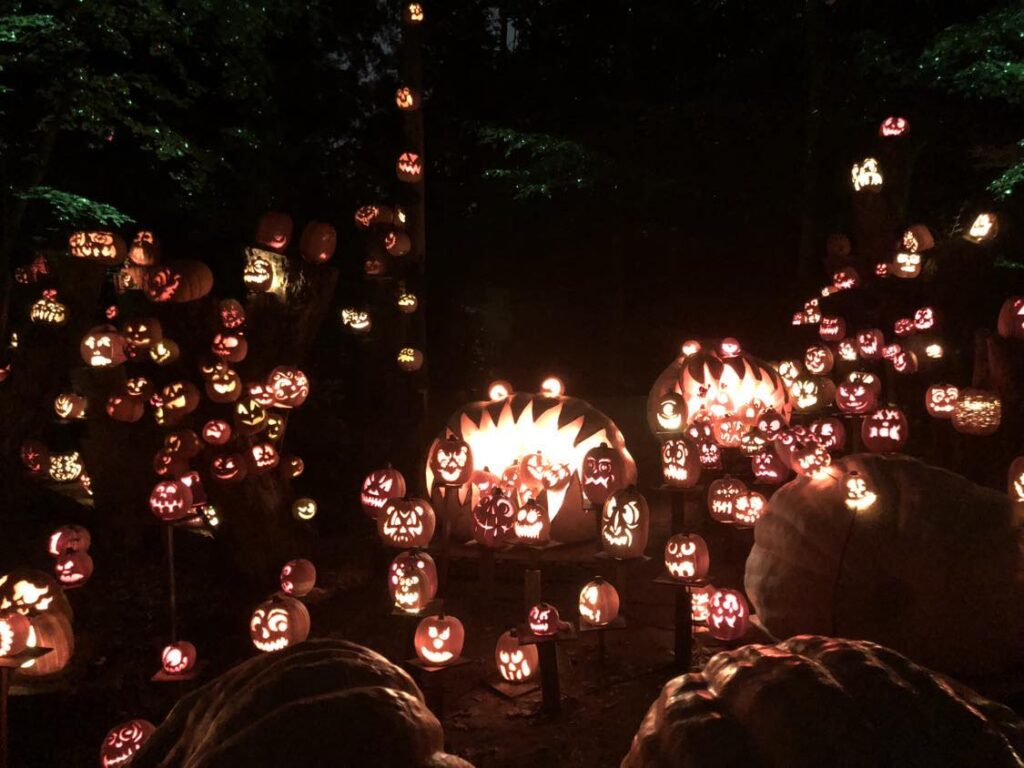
[477,126,595,200]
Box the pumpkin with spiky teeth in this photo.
[360,467,406,516]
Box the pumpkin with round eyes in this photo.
[250,595,309,652]
[789,376,833,413]
[894,317,916,337]
[582,442,626,505]
[0,612,32,657]
[145,260,213,303]
[429,435,473,486]
[660,436,699,488]
[378,498,435,548]
[755,408,786,441]
[579,577,620,627]
[279,558,316,597]
[122,317,162,348]
[495,629,537,682]
[255,211,293,251]
[913,306,937,331]
[389,550,438,613]
[415,614,464,667]
[99,719,155,768]
[752,446,788,484]
[81,325,128,368]
[48,525,91,556]
[664,533,709,582]
[601,486,649,559]
[528,602,562,637]
[68,230,126,263]
[202,361,242,403]
[810,416,846,451]
[211,332,248,363]
[952,390,1002,436]
[161,640,197,675]
[269,366,310,408]
[732,490,768,528]
[299,220,336,263]
[291,497,317,521]
[696,438,722,469]
[653,391,686,432]
[738,427,767,457]
[707,588,750,641]
[862,407,908,453]
[396,151,423,182]
[149,480,194,522]
[879,114,910,137]
[360,466,406,517]
[472,489,516,548]
[924,384,959,419]
[514,499,550,544]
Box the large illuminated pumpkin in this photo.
[426,392,635,544]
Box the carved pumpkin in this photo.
[280,559,317,597]
[925,384,959,419]
[155,380,200,424]
[994,297,1021,341]
[664,533,709,582]
[145,260,213,303]
[68,230,126,263]
[250,595,310,652]
[397,290,419,314]
[150,339,180,365]
[54,551,93,587]
[578,577,620,627]
[128,230,160,265]
[396,152,423,182]
[653,391,686,432]
[48,452,84,482]
[234,395,268,434]
[965,212,998,243]
[395,85,421,111]
[203,419,232,445]
[495,629,537,683]
[149,480,194,522]
[249,441,280,473]
[429,435,473,486]
[388,550,438,613]
[601,486,649,559]
[528,602,561,636]
[1009,457,1024,503]
[472,489,516,548]
[706,587,749,641]
[851,156,883,192]
[269,366,310,408]
[752,446,788,484]
[879,115,910,137]
[582,442,626,506]
[122,317,162,349]
[161,641,197,675]
[29,290,68,325]
[100,719,155,768]
[514,499,550,544]
[211,331,248,363]
[0,611,31,657]
[733,491,767,528]
[659,436,700,488]
[201,361,242,403]
[378,498,435,548]
[892,250,922,278]
[255,211,293,251]
[299,220,336,263]
[47,525,91,557]
[404,2,424,24]
[414,614,464,666]
[708,476,747,523]
[291,497,317,521]
[340,307,371,333]
[80,325,128,367]
[211,453,248,483]
[361,466,407,517]
[384,230,412,257]
[54,392,87,420]
[397,347,424,372]
[952,390,1001,436]
[861,408,908,453]
[20,440,48,475]
[818,315,846,341]
[836,379,879,415]
[809,416,846,451]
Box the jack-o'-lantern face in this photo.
[363,253,386,277]
[891,349,917,374]
[803,299,821,325]
[664,533,709,581]
[804,345,833,375]
[149,480,193,521]
[341,308,371,333]
[514,500,550,543]
[81,326,127,368]
[790,378,824,411]
[219,299,245,329]
[819,316,845,341]
[235,396,267,432]
[146,265,186,302]
[655,392,685,432]
[388,551,438,612]
[379,498,435,548]
[835,340,856,362]
[855,330,883,360]
[201,361,242,403]
[249,596,310,652]
[160,641,196,675]
[697,439,722,468]
[397,347,424,371]
[100,720,155,768]
[862,408,908,452]
[405,3,424,23]
[578,578,620,626]
[397,292,418,313]
[851,157,883,191]
[832,268,860,291]
[732,491,767,527]
[776,360,801,387]
[69,231,125,262]
[810,417,845,450]
[255,211,293,250]
[211,332,247,363]
[30,290,67,325]
[361,467,406,516]
[925,384,959,418]
[128,230,159,265]
[150,339,179,365]
[707,589,749,641]
[54,551,93,586]
[496,630,537,682]
[879,116,909,137]
[965,213,997,243]
[384,230,411,257]
[49,452,84,482]
[159,380,199,421]
[354,205,381,228]
[752,448,787,484]
[249,442,279,471]
[893,251,921,278]
[122,318,162,348]
[601,488,648,555]
[580,443,622,505]
[711,412,746,448]
[843,471,877,511]
[660,436,699,487]
[269,366,310,408]
[279,559,316,596]
[472,490,517,548]
[292,498,317,520]
[738,427,766,457]
[54,393,87,420]
[396,151,423,181]
[690,585,712,623]
[708,477,747,523]
[415,615,465,666]
[528,603,560,636]
[0,612,31,657]
[430,436,472,485]
[893,318,915,337]
[395,86,419,110]
[783,428,832,477]
[755,408,785,440]
[0,573,58,616]
[243,252,273,291]
[913,307,935,331]
[201,420,231,445]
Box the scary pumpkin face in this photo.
[360,467,407,516]
[751,447,788,484]
[851,157,883,192]
[862,408,908,453]
[924,384,959,419]
[893,251,922,278]
[514,500,550,544]
[965,212,997,243]
[68,231,126,263]
[495,630,537,682]
[430,436,473,486]
[128,230,160,266]
[578,577,620,627]
[250,595,310,652]
[664,533,709,582]
[149,480,194,522]
[707,588,749,641]
[341,308,371,333]
[49,452,84,482]
[836,381,877,415]
[472,490,516,548]
[660,436,699,488]
[269,366,310,408]
[952,390,1002,436]
[211,332,248,363]
[379,498,435,548]
[708,476,747,523]
[99,719,155,768]
[601,487,649,559]
[279,558,317,597]
[160,641,197,675]
[29,290,68,325]
[81,326,127,368]
[396,151,423,182]
[582,443,625,505]
[415,614,464,666]
[528,602,561,636]
[819,316,846,341]
[879,115,909,137]
[388,550,438,613]
[242,249,277,293]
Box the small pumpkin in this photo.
[414,614,465,666]
[280,559,317,597]
[495,629,537,683]
[578,577,620,626]
[378,498,435,548]
[388,550,438,613]
[249,595,310,652]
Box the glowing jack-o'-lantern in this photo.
[804,345,834,375]
[249,441,280,472]
[690,585,713,624]
[430,435,473,486]
[843,470,877,511]
[0,612,31,657]
[708,476,747,523]
[855,330,884,360]
[397,291,419,313]
[396,152,423,182]
[122,317,162,348]
[965,213,998,243]
[54,551,93,586]
[201,361,242,403]
[48,452,83,482]
[161,641,197,675]
[404,2,424,24]
[298,220,336,264]
[780,428,832,478]
[711,411,747,448]
[578,577,620,626]
[29,290,67,325]
[268,366,309,408]
[384,230,412,257]
[397,347,424,371]
[242,248,285,296]
[836,380,878,415]
[472,489,516,548]
[952,390,1001,436]
[819,316,846,341]
[149,480,194,522]
[894,318,915,337]
[80,326,127,367]
[514,499,550,544]
[752,447,788,485]
[925,384,959,419]
[997,297,1024,340]
[660,436,699,488]
[379,498,435,548]
[707,588,749,641]
[48,525,91,557]
[832,267,860,291]
[68,231,126,263]
[522,604,559,638]
[415,614,465,666]
[145,260,213,303]
[540,375,565,398]
[654,392,686,432]
[862,408,908,453]
[99,720,155,768]
[893,251,922,278]
[150,339,180,365]
[234,395,268,435]
[790,376,833,413]
[851,157,883,192]
[218,298,246,330]
[1008,457,1024,503]
[250,595,310,652]
[361,466,406,516]
[756,408,786,441]
[582,443,625,505]
[210,453,247,483]
[292,497,318,521]
[211,332,248,363]
[810,416,846,451]
[20,440,48,475]
[389,550,438,613]
[341,308,371,333]
[879,115,910,137]
[255,211,293,251]
[128,230,160,265]
[54,392,87,420]
[891,349,918,374]
[664,533,709,582]
[280,558,316,597]
[395,86,421,111]
[601,486,649,559]
[733,491,767,528]
[496,629,536,682]
[836,339,857,362]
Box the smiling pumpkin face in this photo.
[99,719,155,768]
[160,641,197,675]
[249,596,309,653]
[388,551,438,613]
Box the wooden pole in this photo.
[0,666,9,768]
[165,525,178,642]
[537,642,560,713]
[674,588,693,670]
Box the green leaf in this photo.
[16,186,135,226]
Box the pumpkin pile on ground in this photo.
[744,453,1024,685]
[622,635,1024,768]
[132,639,474,768]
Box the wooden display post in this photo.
[578,615,627,663]
[0,648,52,768]
[652,575,706,670]
[405,656,476,719]
[517,624,577,713]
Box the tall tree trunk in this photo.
[798,0,827,280]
